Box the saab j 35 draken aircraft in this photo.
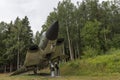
[11,21,67,76]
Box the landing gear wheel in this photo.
[33,67,37,74]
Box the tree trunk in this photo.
[4,65,7,73]
[17,49,20,69]
[76,43,80,58]
[17,36,20,70]
[76,19,82,58]
[66,23,74,60]
[62,44,65,55]
[62,44,66,62]
[10,63,13,72]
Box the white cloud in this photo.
[0,0,65,34]
[0,0,107,34]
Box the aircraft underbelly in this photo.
[24,49,42,67]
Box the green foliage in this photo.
[41,0,120,60]
[81,20,101,49]
[61,49,120,76]
[82,46,98,58]
[0,16,33,71]
[112,34,120,48]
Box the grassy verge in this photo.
[1,73,120,80]
[60,49,120,76]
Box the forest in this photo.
[0,0,120,73]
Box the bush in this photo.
[82,46,98,58]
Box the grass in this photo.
[0,73,120,80]
[60,49,120,76]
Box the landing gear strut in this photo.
[33,66,37,74]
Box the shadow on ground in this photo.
[27,73,50,77]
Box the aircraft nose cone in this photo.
[46,21,59,40]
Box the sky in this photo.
[0,0,106,34]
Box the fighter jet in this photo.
[11,21,67,76]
